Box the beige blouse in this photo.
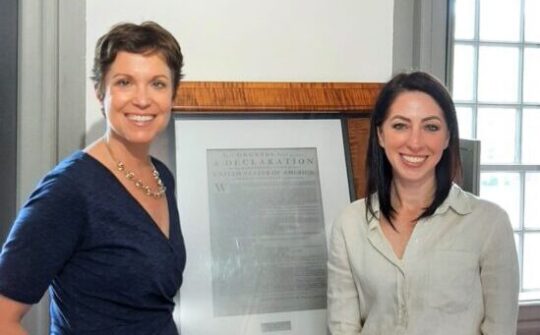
[327,184,519,335]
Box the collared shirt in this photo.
[327,184,519,335]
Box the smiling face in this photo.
[377,91,450,188]
[100,51,174,146]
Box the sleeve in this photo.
[479,207,519,335]
[327,216,362,335]
[0,172,86,304]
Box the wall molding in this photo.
[173,81,382,112]
[518,304,540,334]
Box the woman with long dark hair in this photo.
[327,71,519,334]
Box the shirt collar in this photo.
[366,195,381,231]
[366,183,472,226]
[433,183,473,216]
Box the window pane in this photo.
[456,106,473,138]
[452,44,475,101]
[523,233,540,290]
[525,0,540,42]
[480,172,520,229]
[522,108,540,164]
[523,48,540,103]
[524,172,540,229]
[477,108,516,163]
[455,0,476,40]
[479,0,521,42]
[478,46,519,103]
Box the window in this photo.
[449,0,540,302]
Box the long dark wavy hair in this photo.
[365,71,462,228]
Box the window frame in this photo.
[446,1,540,325]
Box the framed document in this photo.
[174,115,353,335]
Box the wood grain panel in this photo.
[173,81,381,112]
[172,81,383,199]
[346,118,371,199]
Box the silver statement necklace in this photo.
[104,140,166,199]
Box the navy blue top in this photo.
[0,151,186,334]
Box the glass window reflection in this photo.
[478,46,519,103]
[522,109,540,164]
[452,44,476,102]
[455,0,476,40]
[524,173,540,229]
[456,106,473,139]
[480,172,521,229]
[523,48,540,104]
[477,108,516,163]
[479,0,521,42]
[523,233,540,290]
[525,0,540,42]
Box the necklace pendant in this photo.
[143,186,152,196]
[104,140,166,199]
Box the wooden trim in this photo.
[346,118,371,199]
[172,81,383,198]
[173,81,382,113]
[518,304,540,335]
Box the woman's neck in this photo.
[390,178,435,214]
[103,134,152,171]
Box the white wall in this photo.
[84,3,395,331]
[85,0,395,141]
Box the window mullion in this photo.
[517,0,526,164]
[473,0,480,140]
[518,0,526,296]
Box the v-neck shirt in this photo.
[327,184,519,335]
[0,151,186,334]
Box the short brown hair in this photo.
[91,21,184,101]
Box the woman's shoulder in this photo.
[450,184,507,214]
[21,151,95,206]
[340,197,368,215]
[40,151,87,182]
[48,151,102,179]
[448,184,511,227]
[39,151,114,193]
[333,197,369,228]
